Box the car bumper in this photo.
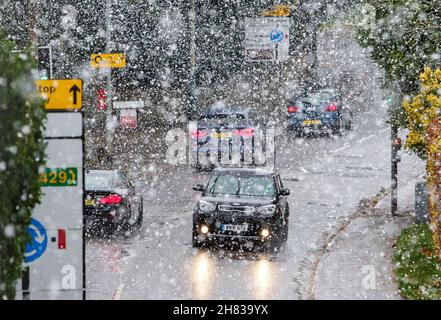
[84,206,125,227]
[193,213,280,248]
[287,116,339,132]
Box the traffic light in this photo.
[37,46,52,79]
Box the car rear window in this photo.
[85,173,113,190]
[298,92,335,106]
[199,113,248,127]
[207,173,275,197]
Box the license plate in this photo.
[221,224,248,232]
[303,119,321,125]
[211,132,232,139]
[85,199,95,206]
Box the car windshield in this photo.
[199,113,248,127]
[85,173,113,190]
[206,173,275,197]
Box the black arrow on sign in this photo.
[69,85,81,104]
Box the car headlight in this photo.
[199,200,216,212]
[257,205,276,216]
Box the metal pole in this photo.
[391,123,398,216]
[189,0,196,120]
[105,0,113,151]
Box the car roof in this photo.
[201,105,251,116]
[212,167,276,176]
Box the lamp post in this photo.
[189,0,197,120]
[105,0,114,151]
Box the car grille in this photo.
[218,205,255,213]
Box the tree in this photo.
[355,0,441,103]
[403,67,441,159]
[0,33,46,299]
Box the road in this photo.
[85,24,425,300]
[86,99,423,299]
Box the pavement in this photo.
[313,169,424,300]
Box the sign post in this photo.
[17,79,85,299]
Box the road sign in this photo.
[263,4,291,17]
[120,109,137,128]
[90,53,126,68]
[270,30,284,43]
[17,93,85,299]
[113,101,145,109]
[24,218,48,263]
[244,17,290,62]
[36,79,83,110]
[98,88,107,110]
[44,112,83,138]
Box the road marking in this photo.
[299,166,309,173]
[330,145,349,154]
[330,130,387,154]
[356,134,376,144]
[113,283,124,300]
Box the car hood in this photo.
[201,194,276,207]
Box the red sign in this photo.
[98,88,107,110]
[120,109,137,129]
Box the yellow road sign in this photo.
[263,4,291,17]
[36,79,83,110]
[90,53,126,68]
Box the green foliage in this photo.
[355,0,440,92]
[0,32,46,300]
[394,224,441,300]
[354,0,441,126]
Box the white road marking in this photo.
[330,145,350,154]
[330,130,388,154]
[299,166,309,173]
[113,283,124,300]
[356,134,376,144]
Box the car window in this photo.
[85,173,112,190]
[207,173,275,197]
[113,172,127,188]
[199,113,248,127]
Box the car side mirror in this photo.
[193,184,205,192]
[279,188,290,196]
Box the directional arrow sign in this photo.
[24,218,48,263]
[36,79,83,110]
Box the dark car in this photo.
[286,88,352,136]
[84,169,143,234]
[191,105,267,170]
[191,167,290,252]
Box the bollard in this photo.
[415,181,429,224]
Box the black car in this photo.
[286,88,352,136]
[192,167,290,251]
[84,169,143,234]
[191,105,267,169]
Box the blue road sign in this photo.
[24,218,47,263]
[270,30,284,43]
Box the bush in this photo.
[0,33,46,299]
[394,224,441,300]
[403,67,441,159]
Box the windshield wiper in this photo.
[235,179,241,196]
